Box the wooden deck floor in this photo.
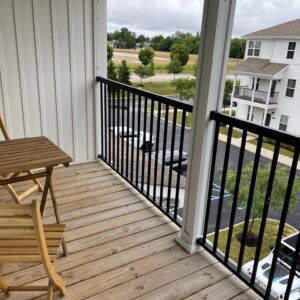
[0,161,260,300]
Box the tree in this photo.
[170,44,189,67]
[230,38,246,59]
[107,60,117,81]
[107,44,113,61]
[168,56,183,79]
[138,47,155,66]
[223,80,233,109]
[117,60,131,85]
[146,62,155,82]
[171,78,196,100]
[134,65,148,85]
[225,161,300,244]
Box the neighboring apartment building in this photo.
[230,18,300,135]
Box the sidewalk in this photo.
[218,133,300,169]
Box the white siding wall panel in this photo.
[0,0,100,162]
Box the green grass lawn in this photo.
[219,126,243,138]
[132,81,177,95]
[207,219,296,265]
[161,111,193,128]
[248,139,294,158]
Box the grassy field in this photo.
[161,111,193,128]
[219,126,243,138]
[207,219,296,264]
[132,81,176,95]
[114,48,239,76]
[248,139,294,158]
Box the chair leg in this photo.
[49,182,68,256]
[47,281,54,300]
[3,184,21,204]
[26,170,44,192]
[0,265,9,296]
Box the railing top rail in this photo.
[96,76,193,113]
[210,111,300,146]
[238,87,279,95]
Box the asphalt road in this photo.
[108,97,300,232]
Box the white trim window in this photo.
[279,115,289,132]
[247,106,254,121]
[285,79,296,98]
[286,42,296,59]
[248,41,261,57]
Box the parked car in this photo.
[110,126,154,152]
[153,150,188,176]
[242,232,300,300]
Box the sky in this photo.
[107,0,300,38]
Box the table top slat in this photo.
[0,137,72,175]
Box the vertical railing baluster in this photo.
[126,90,130,178]
[153,101,161,204]
[136,95,142,187]
[202,120,220,242]
[213,125,233,252]
[174,110,186,221]
[121,88,125,175]
[225,129,247,262]
[159,104,169,208]
[147,99,154,197]
[108,85,112,164]
[103,83,108,160]
[266,145,300,297]
[166,108,177,213]
[251,140,280,284]
[112,87,116,168]
[131,93,136,182]
[141,97,148,192]
[116,87,120,171]
[237,134,263,272]
[100,82,104,157]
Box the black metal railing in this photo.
[96,76,192,226]
[198,111,300,300]
[234,86,279,104]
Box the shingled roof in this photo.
[233,58,288,77]
[244,18,300,38]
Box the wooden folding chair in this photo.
[0,200,66,299]
[0,116,43,203]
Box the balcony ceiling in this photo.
[233,58,288,79]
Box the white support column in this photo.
[249,76,257,121]
[94,0,107,157]
[262,79,273,125]
[175,0,236,254]
[229,74,237,116]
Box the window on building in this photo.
[251,78,260,90]
[279,115,289,132]
[248,41,261,57]
[287,42,296,59]
[286,79,296,97]
[247,106,254,121]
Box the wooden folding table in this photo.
[0,136,72,255]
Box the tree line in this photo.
[108,27,246,59]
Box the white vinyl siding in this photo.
[0,0,102,163]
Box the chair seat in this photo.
[0,224,65,263]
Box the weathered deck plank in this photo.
[0,161,256,300]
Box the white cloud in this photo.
[107,0,300,38]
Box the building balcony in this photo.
[0,160,254,300]
[233,87,279,109]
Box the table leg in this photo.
[40,167,53,215]
[49,181,68,256]
[40,167,68,256]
